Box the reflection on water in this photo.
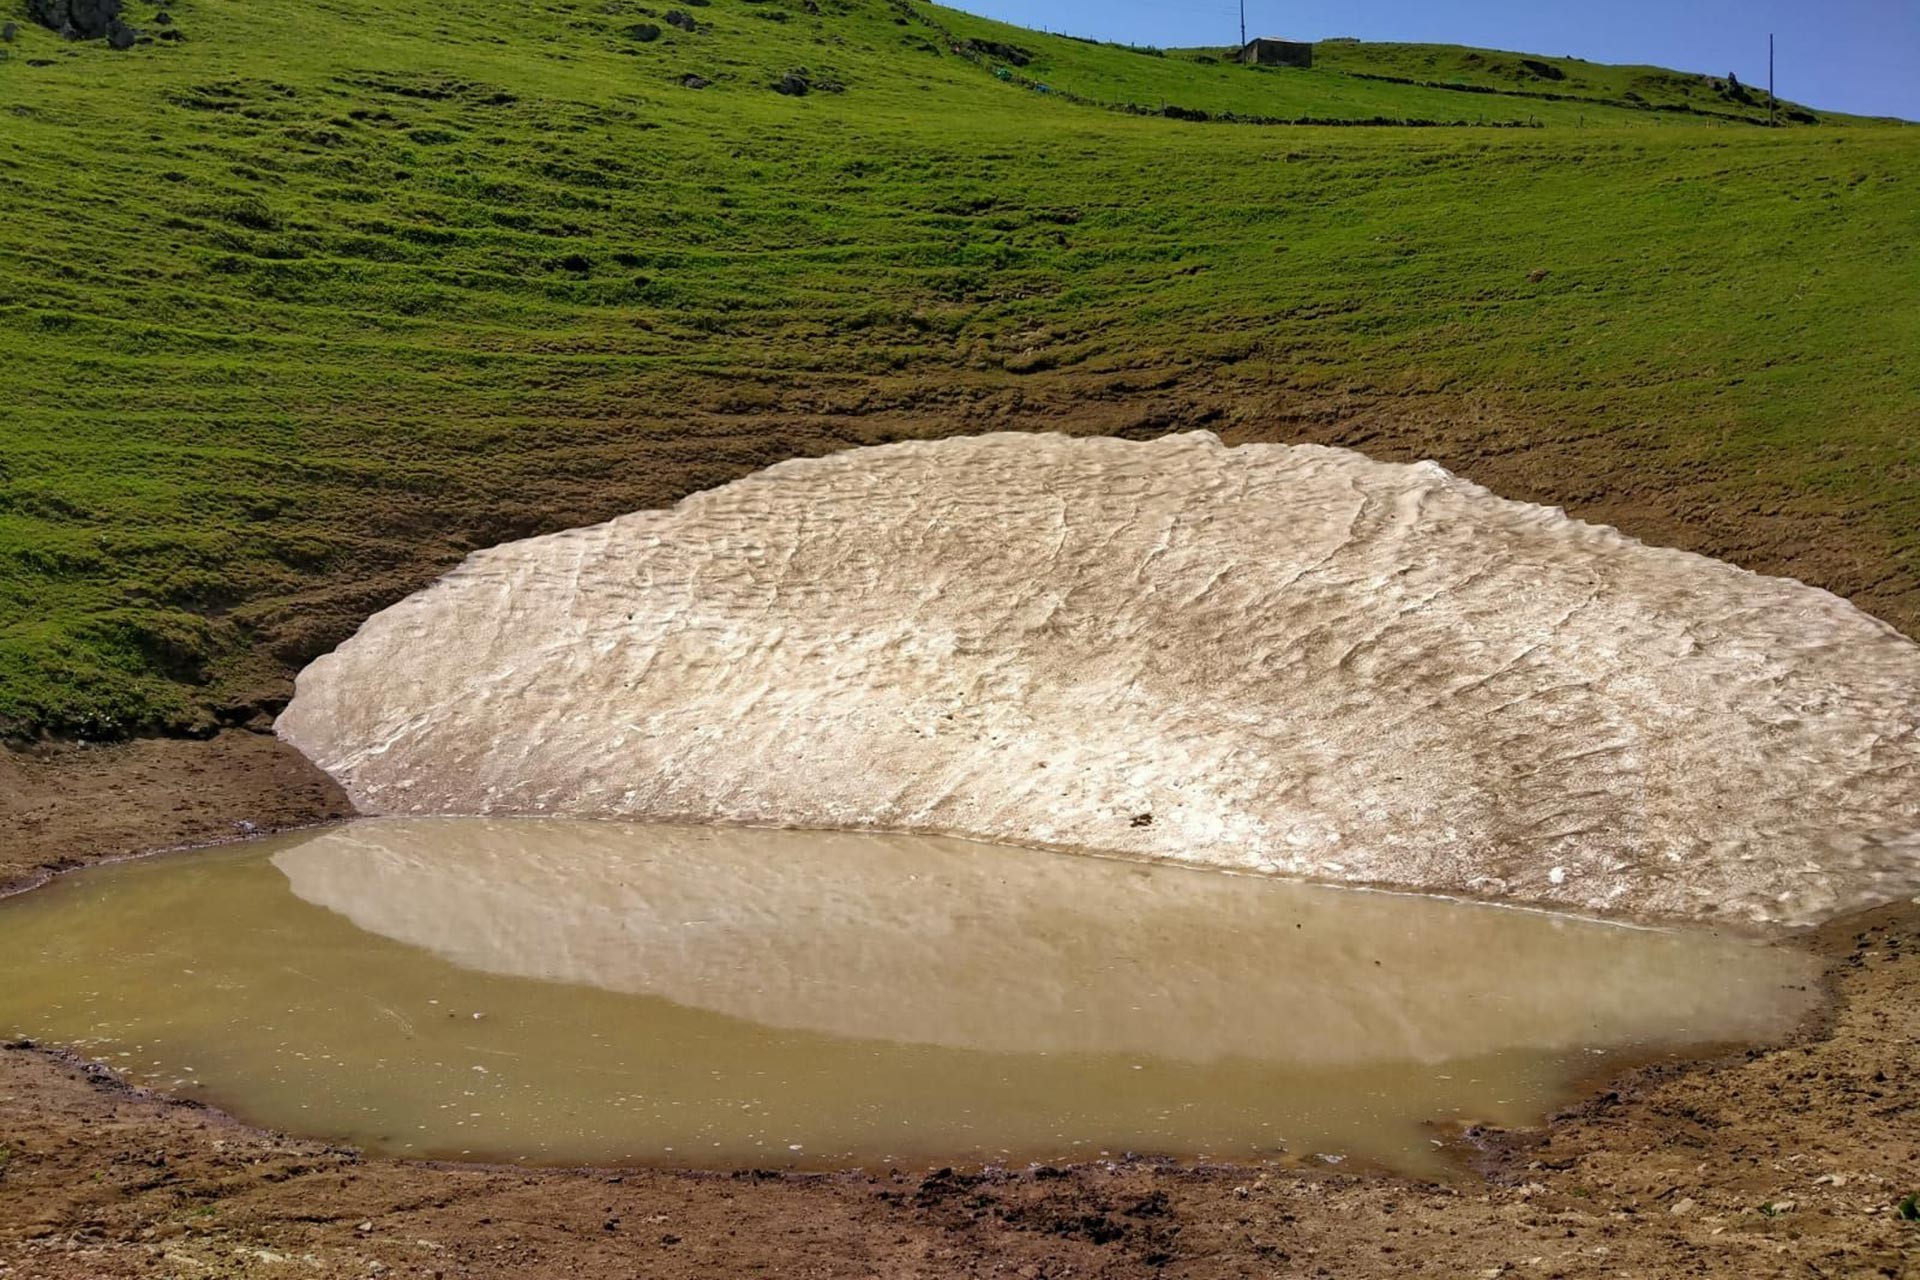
[0,819,1821,1173]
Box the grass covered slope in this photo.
[1308,40,1835,124]
[932,6,1840,127]
[0,0,1916,736]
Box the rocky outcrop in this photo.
[27,0,134,43]
[279,433,1920,928]
[964,38,1033,67]
[772,67,843,96]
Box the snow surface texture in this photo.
[279,433,1920,927]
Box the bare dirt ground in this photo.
[3,398,1918,1278]
[0,734,351,897]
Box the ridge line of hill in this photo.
[1332,70,1809,127]
[931,4,1874,127]
[902,3,1547,129]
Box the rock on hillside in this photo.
[28,0,137,44]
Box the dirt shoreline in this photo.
[0,733,354,898]
[2,733,1916,1278]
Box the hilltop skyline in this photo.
[947,0,1920,121]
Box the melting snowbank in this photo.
[278,433,1920,927]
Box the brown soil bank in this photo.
[65,383,1918,736]
[0,733,351,896]
[1,742,1917,1278]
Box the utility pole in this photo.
[1769,33,1777,127]
[1239,0,1246,49]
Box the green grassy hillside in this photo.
[932,7,1843,127]
[1309,40,1835,124]
[1,0,1916,736]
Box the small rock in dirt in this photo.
[773,69,809,96]
[1670,1197,1697,1215]
[680,72,711,89]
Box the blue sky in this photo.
[944,1,1920,121]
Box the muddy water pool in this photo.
[0,819,1821,1174]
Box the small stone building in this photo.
[1237,37,1313,69]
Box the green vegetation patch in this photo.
[0,0,1916,735]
